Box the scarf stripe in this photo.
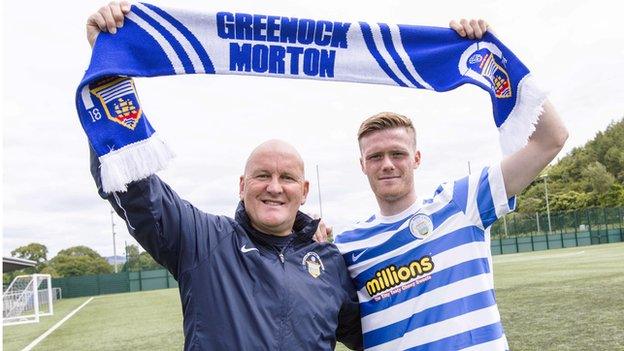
[77,4,545,193]
[133,6,195,74]
[126,12,184,74]
[360,22,408,87]
[140,3,215,74]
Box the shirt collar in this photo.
[375,199,423,223]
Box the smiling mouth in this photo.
[379,176,400,180]
[261,200,285,206]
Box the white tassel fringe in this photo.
[498,75,547,155]
[99,133,175,193]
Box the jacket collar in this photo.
[234,201,320,243]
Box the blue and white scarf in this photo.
[77,3,546,193]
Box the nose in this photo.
[381,155,395,172]
[266,175,283,194]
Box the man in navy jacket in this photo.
[87,3,362,350]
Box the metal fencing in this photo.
[51,208,623,297]
[490,207,624,255]
[52,269,177,299]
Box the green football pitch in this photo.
[4,243,623,350]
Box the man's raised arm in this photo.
[85,2,222,278]
[450,19,569,197]
[501,101,568,196]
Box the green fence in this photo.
[52,208,623,297]
[490,207,624,255]
[129,269,177,292]
[52,269,178,298]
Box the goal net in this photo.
[3,274,54,326]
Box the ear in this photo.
[301,180,310,205]
[239,175,245,200]
[413,150,421,170]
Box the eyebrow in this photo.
[249,169,302,179]
[365,147,408,156]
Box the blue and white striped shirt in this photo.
[335,164,515,350]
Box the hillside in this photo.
[516,117,624,214]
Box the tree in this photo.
[49,246,113,277]
[598,183,624,207]
[604,147,624,182]
[138,251,161,270]
[3,273,14,285]
[550,191,592,211]
[126,244,140,257]
[11,243,48,269]
[50,255,112,277]
[123,244,139,272]
[581,161,615,194]
[516,118,624,211]
[56,246,103,259]
[123,244,161,271]
[4,243,50,284]
[39,265,61,278]
[519,197,543,214]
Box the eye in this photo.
[255,173,270,179]
[368,154,382,161]
[281,174,296,182]
[392,152,406,158]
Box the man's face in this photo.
[239,142,309,236]
[359,127,420,204]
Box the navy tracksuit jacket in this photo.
[91,149,363,350]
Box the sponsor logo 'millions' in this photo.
[365,255,434,297]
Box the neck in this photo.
[377,190,417,217]
[251,223,292,237]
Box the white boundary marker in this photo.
[21,297,95,351]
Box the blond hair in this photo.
[357,112,416,147]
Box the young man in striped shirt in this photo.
[334,20,568,351]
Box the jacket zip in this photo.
[276,239,294,350]
[277,237,294,265]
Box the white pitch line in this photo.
[21,297,95,351]
[495,250,587,263]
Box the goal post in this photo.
[3,274,55,326]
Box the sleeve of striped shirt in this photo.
[451,163,516,229]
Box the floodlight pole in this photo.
[111,209,118,273]
[542,174,552,234]
[316,165,323,218]
[125,240,129,266]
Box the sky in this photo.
[2,0,623,259]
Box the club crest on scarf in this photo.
[460,42,512,98]
[78,4,544,193]
[90,77,143,130]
